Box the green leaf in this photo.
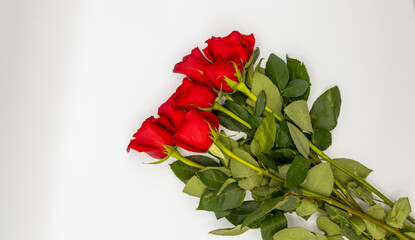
[238,174,263,190]
[187,155,219,166]
[404,232,415,239]
[296,199,318,217]
[325,205,351,225]
[386,197,412,228]
[250,140,261,157]
[275,195,300,211]
[249,71,283,117]
[273,227,317,240]
[214,210,231,219]
[276,120,296,149]
[199,166,232,176]
[230,148,260,178]
[242,197,284,227]
[312,128,332,151]
[341,224,364,240]
[317,216,342,236]
[251,47,260,66]
[183,176,207,198]
[251,185,282,200]
[265,53,289,91]
[226,201,261,226]
[286,56,311,101]
[209,225,249,236]
[248,115,263,140]
[284,100,313,132]
[198,182,245,212]
[196,169,229,189]
[219,133,240,150]
[260,153,279,172]
[402,221,415,232]
[170,160,199,183]
[261,212,288,240]
[246,65,256,87]
[282,79,311,98]
[347,181,374,205]
[217,178,237,195]
[310,86,341,131]
[287,122,310,157]
[224,100,251,122]
[349,216,366,235]
[300,163,334,197]
[253,114,277,156]
[285,155,313,188]
[363,204,387,240]
[231,92,249,105]
[277,164,291,179]
[256,58,266,74]
[315,233,328,240]
[215,111,249,132]
[271,148,298,163]
[330,158,373,185]
[255,91,266,117]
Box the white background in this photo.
[1,0,415,239]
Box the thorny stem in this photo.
[332,188,353,208]
[235,81,415,226]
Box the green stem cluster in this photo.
[215,140,411,240]
[171,139,411,239]
[233,81,415,226]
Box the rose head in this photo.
[174,78,217,109]
[127,116,174,159]
[173,109,219,152]
[203,31,255,63]
[158,98,186,131]
[173,47,211,85]
[203,56,242,92]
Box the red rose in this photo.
[173,47,211,85]
[158,98,186,131]
[174,78,217,109]
[203,31,255,63]
[203,56,242,92]
[127,116,174,159]
[173,109,219,152]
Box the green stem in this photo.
[235,81,415,226]
[334,178,362,211]
[212,103,252,129]
[215,141,271,177]
[170,150,205,169]
[290,194,411,240]
[332,188,353,208]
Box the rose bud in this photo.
[174,78,217,109]
[158,98,186,131]
[173,47,211,85]
[173,109,219,152]
[203,56,242,92]
[127,116,174,159]
[203,31,255,63]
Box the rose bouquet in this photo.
[127,31,415,240]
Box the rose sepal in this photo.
[145,145,177,165]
